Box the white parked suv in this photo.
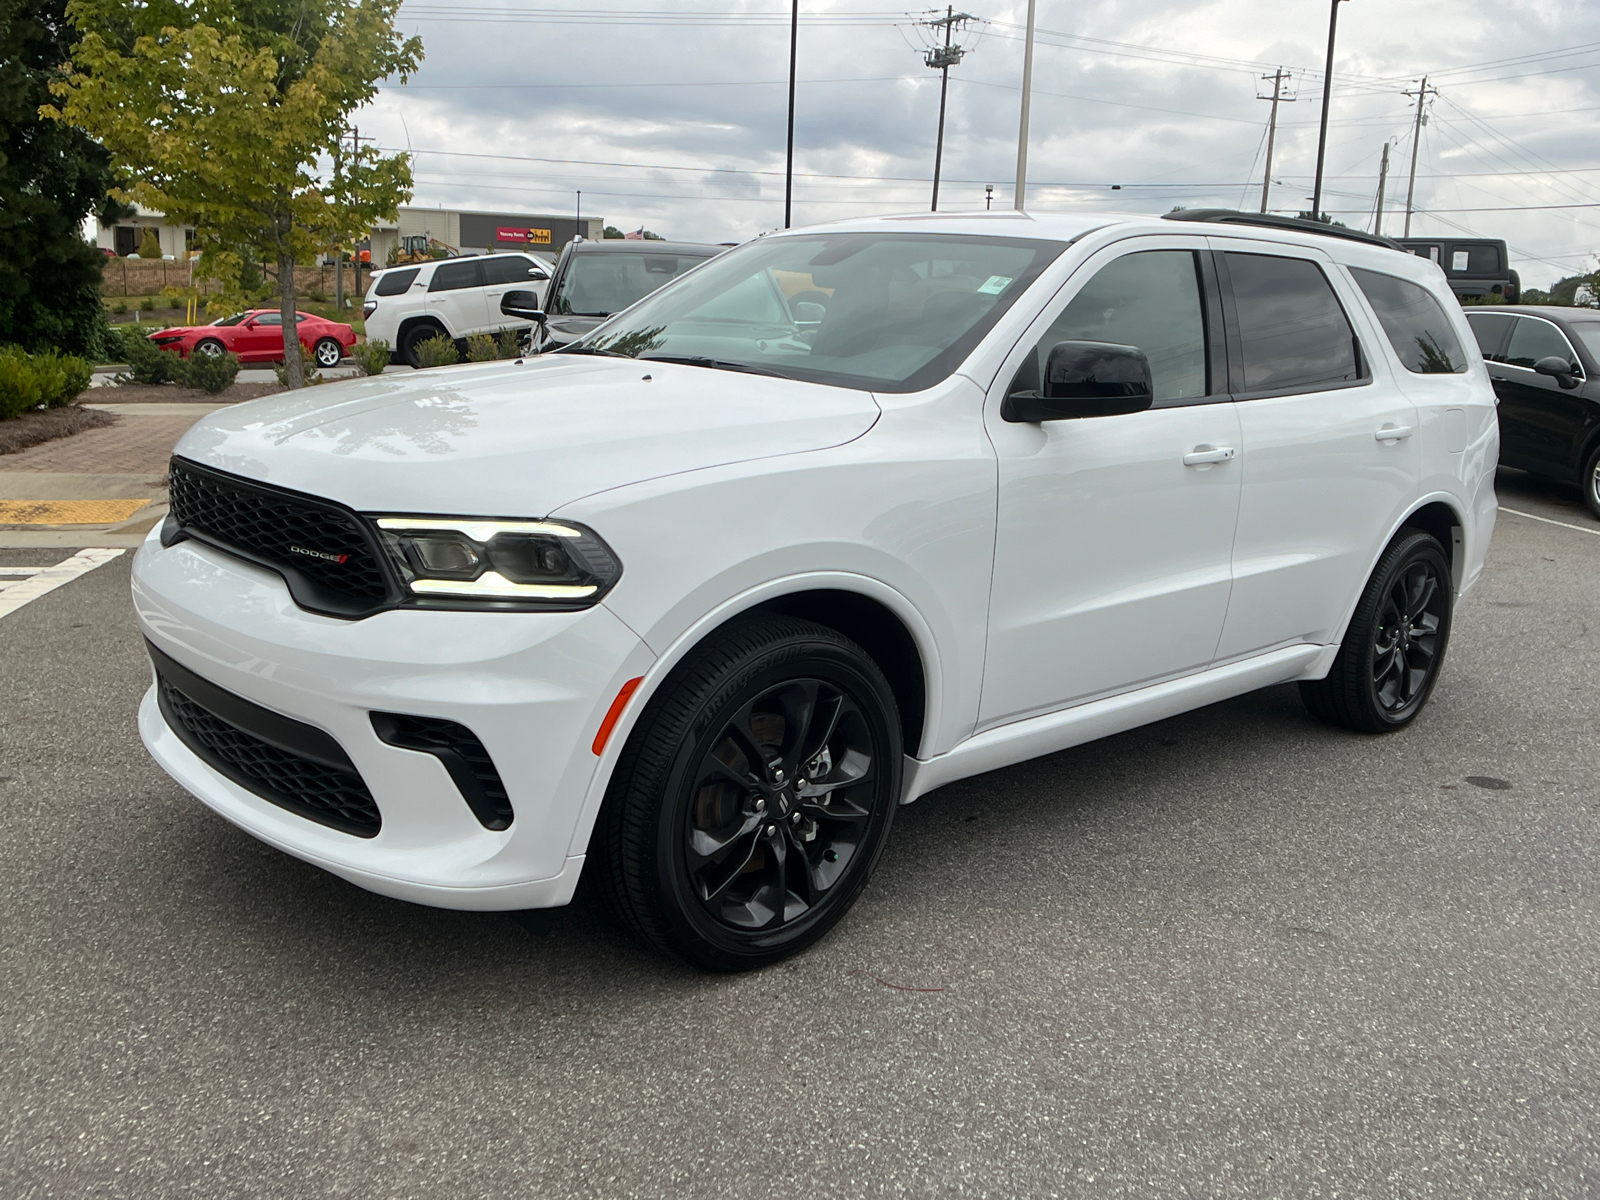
[135,209,1498,970]
[362,253,552,367]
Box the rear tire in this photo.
[313,337,342,368]
[400,322,447,368]
[1581,444,1600,522]
[595,615,902,971]
[1300,529,1452,733]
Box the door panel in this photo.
[1493,316,1588,477]
[1211,239,1420,660]
[980,239,1241,726]
[425,259,488,335]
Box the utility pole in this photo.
[784,0,798,228]
[1372,140,1391,235]
[921,7,974,212]
[575,190,582,242]
[1014,0,1036,210]
[1257,68,1294,214]
[1401,76,1438,236]
[1310,0,1349,223]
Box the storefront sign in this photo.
[497,226,552,245]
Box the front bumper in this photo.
[133,528,654,909]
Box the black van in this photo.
[1396,237,1519,304]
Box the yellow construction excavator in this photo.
[393,235,459,265]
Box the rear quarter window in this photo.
[1350,268,1467,374]
[1224,252,1364,394]
[374,268,419,296]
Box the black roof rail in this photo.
[1161,208,1407,253]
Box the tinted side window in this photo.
[1504,318,1580,371]
[1450,245,1500,274]
[1350,268,1467,374]
[374,267,419,296]
[255,313,281,326]
[482,257,537,286]
[1465,313,1514,360]
[1224,252,1362,394]
[428,260,483,292]
[1013,249,1208,402]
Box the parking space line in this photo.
[0,549,125,620]
[1498,506,1600,538]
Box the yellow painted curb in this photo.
[0,499,151,526]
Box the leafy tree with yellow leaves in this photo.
[44,1,422,386]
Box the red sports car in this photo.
[148,309,357,368]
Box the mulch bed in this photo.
[0,405,120,457]
[89,381,288,404]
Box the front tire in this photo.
[1580,443,1600,522]
[1300,529,1452,733]
[193,338,225,358]
[313,337,343,368]
[596,616,902,971]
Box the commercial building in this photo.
[369,207,604,265]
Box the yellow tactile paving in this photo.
[0,499,150,525]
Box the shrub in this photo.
[413,333,460,367]
[113,300,128,314]
[137,227,162,260]
[495,328,523,359]
[351,339,391,376]
[166,293,183,309]
[115,328,185,385]
[24,349,93,407]
[182,350,240,394]
[52,353,93,405]
[272,343,324,387]
[464,333,498,362]
[0,348,44,419]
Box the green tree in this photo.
[136,225,160,258]
[0,0,123,357]
[45,1,422,386]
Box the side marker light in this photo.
[592,676,644,756]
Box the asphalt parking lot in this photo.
[3,469,1598,1199]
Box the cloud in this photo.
[368,0,1600,285]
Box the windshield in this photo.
[1569,322,1600,363]
[550,251,711,316]
[212,313,247,327]
[580,232,1064,392]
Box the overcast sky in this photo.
[362,0,1600,288]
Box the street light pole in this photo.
[1013,0,1036,211]
[784,0,798,228]
[1310,0,1348,223]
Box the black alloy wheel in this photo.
[313,338,343,368]
[1300,529,1453,733]
[596,615,901,971]
[194,338,225,358]
[1582,443,1600,522]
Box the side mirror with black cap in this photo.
[1533,355,1581,389]
[501,290,547,324]
[1002,340,1155,422]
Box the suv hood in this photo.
[174,355,880,515]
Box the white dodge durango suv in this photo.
[362,252,552,367]
[135,210,1498,970]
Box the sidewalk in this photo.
[0,401,229,548]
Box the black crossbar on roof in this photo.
[1161,209,1407,253]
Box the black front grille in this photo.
[370,713,514,830]
[150,643,381,838]
[167,458,393,617]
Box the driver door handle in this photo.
[1374,424,1414,442]
[1182,445,1235,466]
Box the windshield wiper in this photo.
[637,355,791,379]
[555,345,629,357]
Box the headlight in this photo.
[374,517,621,608]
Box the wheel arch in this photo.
[395,314,450,346]
[1397,497,1467,592]
[566,574,941,862]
